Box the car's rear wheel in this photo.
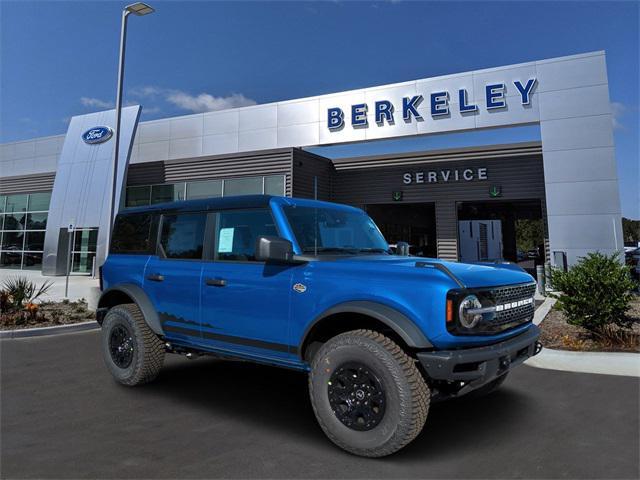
[308,329,430,457]
[101,303,164,386]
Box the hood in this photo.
[332,255,535,289]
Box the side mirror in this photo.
[255,236,297,263]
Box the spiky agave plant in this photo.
[1,276,53,311]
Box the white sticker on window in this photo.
[218,228,235,253]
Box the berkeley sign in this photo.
[327,78,537,130]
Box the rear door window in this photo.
[159,212,206,260]
[111,213,156,254]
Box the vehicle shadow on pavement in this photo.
[139,357,326,442]
[139,355,533,460]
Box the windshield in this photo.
[283,205,390,254]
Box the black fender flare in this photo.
[300,300,433,354]
[97,284,164,336]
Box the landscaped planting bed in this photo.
[539,297,640,353]
[0,276,95,331]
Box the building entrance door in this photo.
[71,228,98,274]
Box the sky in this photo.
[1,0,638,218]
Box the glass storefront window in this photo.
[0,251,23,268]
[125,175,287,209]
[27,192,51,211]
[1,231,25,250]
[0,191,51,270]
[27,213,47,230]
[126,186,151,207]
[264,175,285,196]
[186,180,223,200]
[22,252,43,270]
[151,183,185,204]
[223,177,263,196]
[25,231,45,251]
[5,194,28,213]
[2,213,25,231]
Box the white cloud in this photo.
[611,101,625,130]
[80,97,114,109]
[129,85,163,98]
[165,91,256,113]
[129,85,256,114]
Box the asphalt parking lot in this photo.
[2,330,639,479]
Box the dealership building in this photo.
[0,51,624,275]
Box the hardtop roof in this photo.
[118,195,362,215]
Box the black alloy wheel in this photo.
[328,362,386,431]
[109,324,134,369]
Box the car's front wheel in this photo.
[101,303,165,386]
[308,329,430,457]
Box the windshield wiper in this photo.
[355,248,391,254]
[302,247,359,254]
[301,247,390,255]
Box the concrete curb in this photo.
[0,321,99,339]
[526,349,640,377]
[533,296,557,325]
[527,296,639,378]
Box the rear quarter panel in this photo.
[102,254,150,291]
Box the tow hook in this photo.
[534,341,543,356]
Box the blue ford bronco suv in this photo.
[98,195,541,457]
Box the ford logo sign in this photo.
[82,126,113,144]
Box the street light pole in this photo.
[106,2,155,253]
[107,9,129,251]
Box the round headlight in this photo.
[459,295,483,329]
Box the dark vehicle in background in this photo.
[625,246,640,282]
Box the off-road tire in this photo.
[101,303,164,386]
[309,329,430,457]
[466,372,509,398]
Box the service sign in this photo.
[82,126,113,144]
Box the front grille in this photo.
[492,283,537,305]
[446,282,536,336]
[475,283,536,334]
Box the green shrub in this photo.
[550,252,635,332]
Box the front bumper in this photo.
[417,325,541,392]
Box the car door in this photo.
[200,208,296,361]
[144,211,208,344]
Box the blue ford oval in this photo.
[82,126,113,144]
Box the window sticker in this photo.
[218,228,235,253]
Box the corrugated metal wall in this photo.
[330,144,546,260]
[0,173,56,195]
[292,149,335,200]
[124,142,548,262]
[127,148,295,196]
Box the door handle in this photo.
[205,277,227,287]
[146,274,164,282]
